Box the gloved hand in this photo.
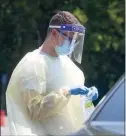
[86,86,98,101]
[69,86,89,95]
[68,86,98,101]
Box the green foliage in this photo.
[0,0,125,106]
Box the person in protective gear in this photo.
[6,11,98,136]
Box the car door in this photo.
[87,76,125,135]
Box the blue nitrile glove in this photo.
[69,86,89,95]
[86,86,98,101]
[69,86,98,101]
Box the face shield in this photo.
[49,24,85,64]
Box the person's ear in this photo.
[52,29,57,35]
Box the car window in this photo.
[94,81,124,121]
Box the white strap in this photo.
[49,25,61,28]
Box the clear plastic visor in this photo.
[49,24,85,63]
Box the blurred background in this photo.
[0,0,125,113]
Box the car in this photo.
[71,75,125,136]
[1,116,10,136]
